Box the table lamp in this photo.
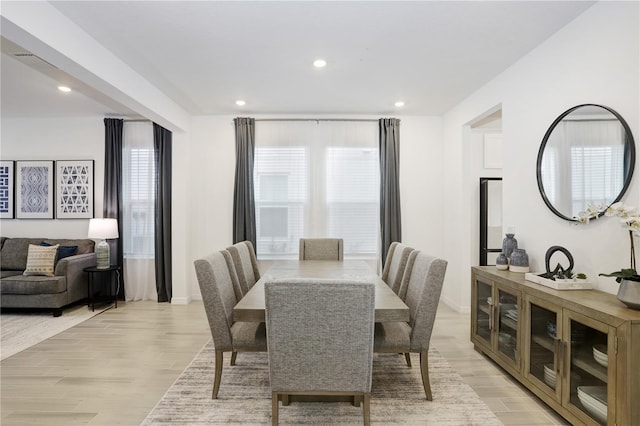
[88,218,119,269]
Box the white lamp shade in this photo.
[88,218,119,239]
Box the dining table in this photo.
[232,259,409,323]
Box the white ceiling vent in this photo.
[10,52,58,70]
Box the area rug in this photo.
[141,340,503,425]
[1,304,109,360]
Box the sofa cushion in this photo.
[42,239,94,255]
[41,241,78,261]
[1,270,23,279]
[23,244,59,277]
[0,238,45,270]
[1,274,67,295]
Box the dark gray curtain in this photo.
[233,117,257,247]
[153,124,172,303]
[379,118,402,266]
[103,118,125,299]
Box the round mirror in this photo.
[536,104,635,222]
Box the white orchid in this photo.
[605,201,637,219]
[576,202,607,223]
[597,201,640,280]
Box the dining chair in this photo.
[381,242,415,295]
[397,249,419,302]
[194,251,267,399]
[298,238,344,260]
[265,278,375,425]
[373,251,447,400]
[226,240,261,295]
[221,249,244,302]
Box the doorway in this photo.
[480,177,503,265]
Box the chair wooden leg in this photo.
[363,393,371,426]
[272,391,279,425]
[404,352,412,367]
[212,350,223,399]
[230,351,237,365]
[420,350,432,400]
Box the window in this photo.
[571,144,623,214]
[326,147,379,256]
[254,121,379,259]
[123,123,155,259]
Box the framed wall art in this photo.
[56,160,94,219]
[15,160,54,219]
[0,160,15,219]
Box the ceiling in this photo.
[1,1,595,119]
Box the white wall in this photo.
[442,1,640,312]
[0,116,105,238]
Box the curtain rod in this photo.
[254,118,380,123]
[123,119,152,123]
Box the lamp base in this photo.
[96,240,111,269]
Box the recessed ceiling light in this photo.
[313,59,327,68]
[394,101,405,107]
[235,100,246,106]
[58,86,71,93]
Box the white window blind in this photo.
[123,122,156,259]
[567,119,625,214]
[122,122,157,301]
[254,120,379,259]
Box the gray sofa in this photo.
[0,237,97,316]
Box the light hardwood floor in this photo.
[1,300,568,425]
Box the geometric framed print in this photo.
[0,160,15,219]
[15,160,54,219]
[55,160,94,219]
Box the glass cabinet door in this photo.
[496,286,519,364]
[564,312,612,426]
[473,278,493,348]
[525,295,562,401]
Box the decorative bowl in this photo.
[593,344,608,368]
[577,386,607,423]
[543,364,556,388]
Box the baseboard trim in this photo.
[440,295,470,314]
[170,296,191,305]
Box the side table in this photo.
[84,265,121,311]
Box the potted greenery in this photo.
[594,202,640,310]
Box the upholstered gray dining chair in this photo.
[381,242,415,295]
[226,241,261,296]
[298,238,344,260]
[194,251,267,399]
[265,278,375,425]
[374,251,447,400]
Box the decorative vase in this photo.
[617,279,640,310]
[510,248,530,273]
[496,253,508,270]
[502,233,518,259]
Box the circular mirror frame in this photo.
[536,103,636,222]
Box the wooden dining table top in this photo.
[232,260,409,323]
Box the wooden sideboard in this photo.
[471,266,640,425]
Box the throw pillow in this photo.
[23,244,59,277]
[40,241,78,261]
